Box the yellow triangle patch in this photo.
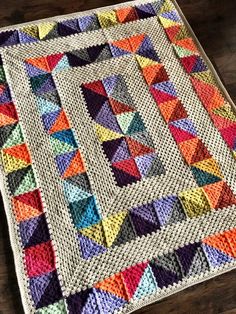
[97,11,118,28]
[160,0,175,14]
[95,123,123,142]
[212,104,236,122]
[38,22,57,39]
[192,70,216,85]
[1,152,30,173]
[135,55,159,68]
[21,25,39,38]
[159,16,181,29]
[193,158,223,178]
[80,222,106,246]
[102,211,127,247]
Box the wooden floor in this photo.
[0,0,236,313]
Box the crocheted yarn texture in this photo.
[0,0,236,312]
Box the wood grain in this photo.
[0,0,236,313]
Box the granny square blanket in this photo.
[0,0,236,313]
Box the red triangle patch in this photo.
[14,189,43,210]
[151,88,177,104]
[0,102,18,119]
[109,98,134,115]
[121,262,148,299]
[113,158,141,178]
[46,53,64,71]
[180,55,198,73]
[82,80,107,96]
[169,124,196,143]
[165,25,181,41]
[126,137,154,157]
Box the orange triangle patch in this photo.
[112,38,132,52]
[26,56,50,72]
[203,181,236,209]
[12,198,42,222]
[191,77,224,111]
[116,7,138,23]
[159,99,187,123]
[142,64,168,86]
[126,137,154,157]
[129,34,146,52]
[109,98,134,114]
[175,38,198,53]
[178,138,211,165]
[49,110,70,134]
[3,143,31,164]
[95,273,128,300]
[203,228,236,257]
[0,112,17,127]
[62,150,86,178]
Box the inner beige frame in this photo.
[54,56,196,217]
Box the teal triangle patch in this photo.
[3,124,24,148]
[133,265,158,300]
[191,166,221,187]
[36,96,61,115]
[63,180,91,203]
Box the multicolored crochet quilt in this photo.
[0,0,236,313]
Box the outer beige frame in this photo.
[0,0,236,313]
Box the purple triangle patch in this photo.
[131,202,159,224]
[135,153,156,177]
[135,4,156,19]
[95,101,122,133]
[55,151,76,176]
[176,242,201,274]
[0,85,12,104]
[137,36,161,62]
[41,110,60,132]
[25,62,48,77]
[103,75,120,96]
[102,137,128,162]
[109,44,131,58]
[192,56,208,73]
[152,81,177,96]
[161,10,181,22]
[94,288,127,313]
[130,212,160,236]
[170,118,197,136]
[78,15,99,32]
[66,289,92,313]
[19,214,50,248]
[78,233,107,260]
[81,85,108,119]
[202,244,234,267]
[153,195,177,226]
[58,19,80,36]
[18,31,38,44]
[112,165,139,187]
[150,263,180,288]
[30,271,62,309]
[36,76,56,94]
[0,30,20,47]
